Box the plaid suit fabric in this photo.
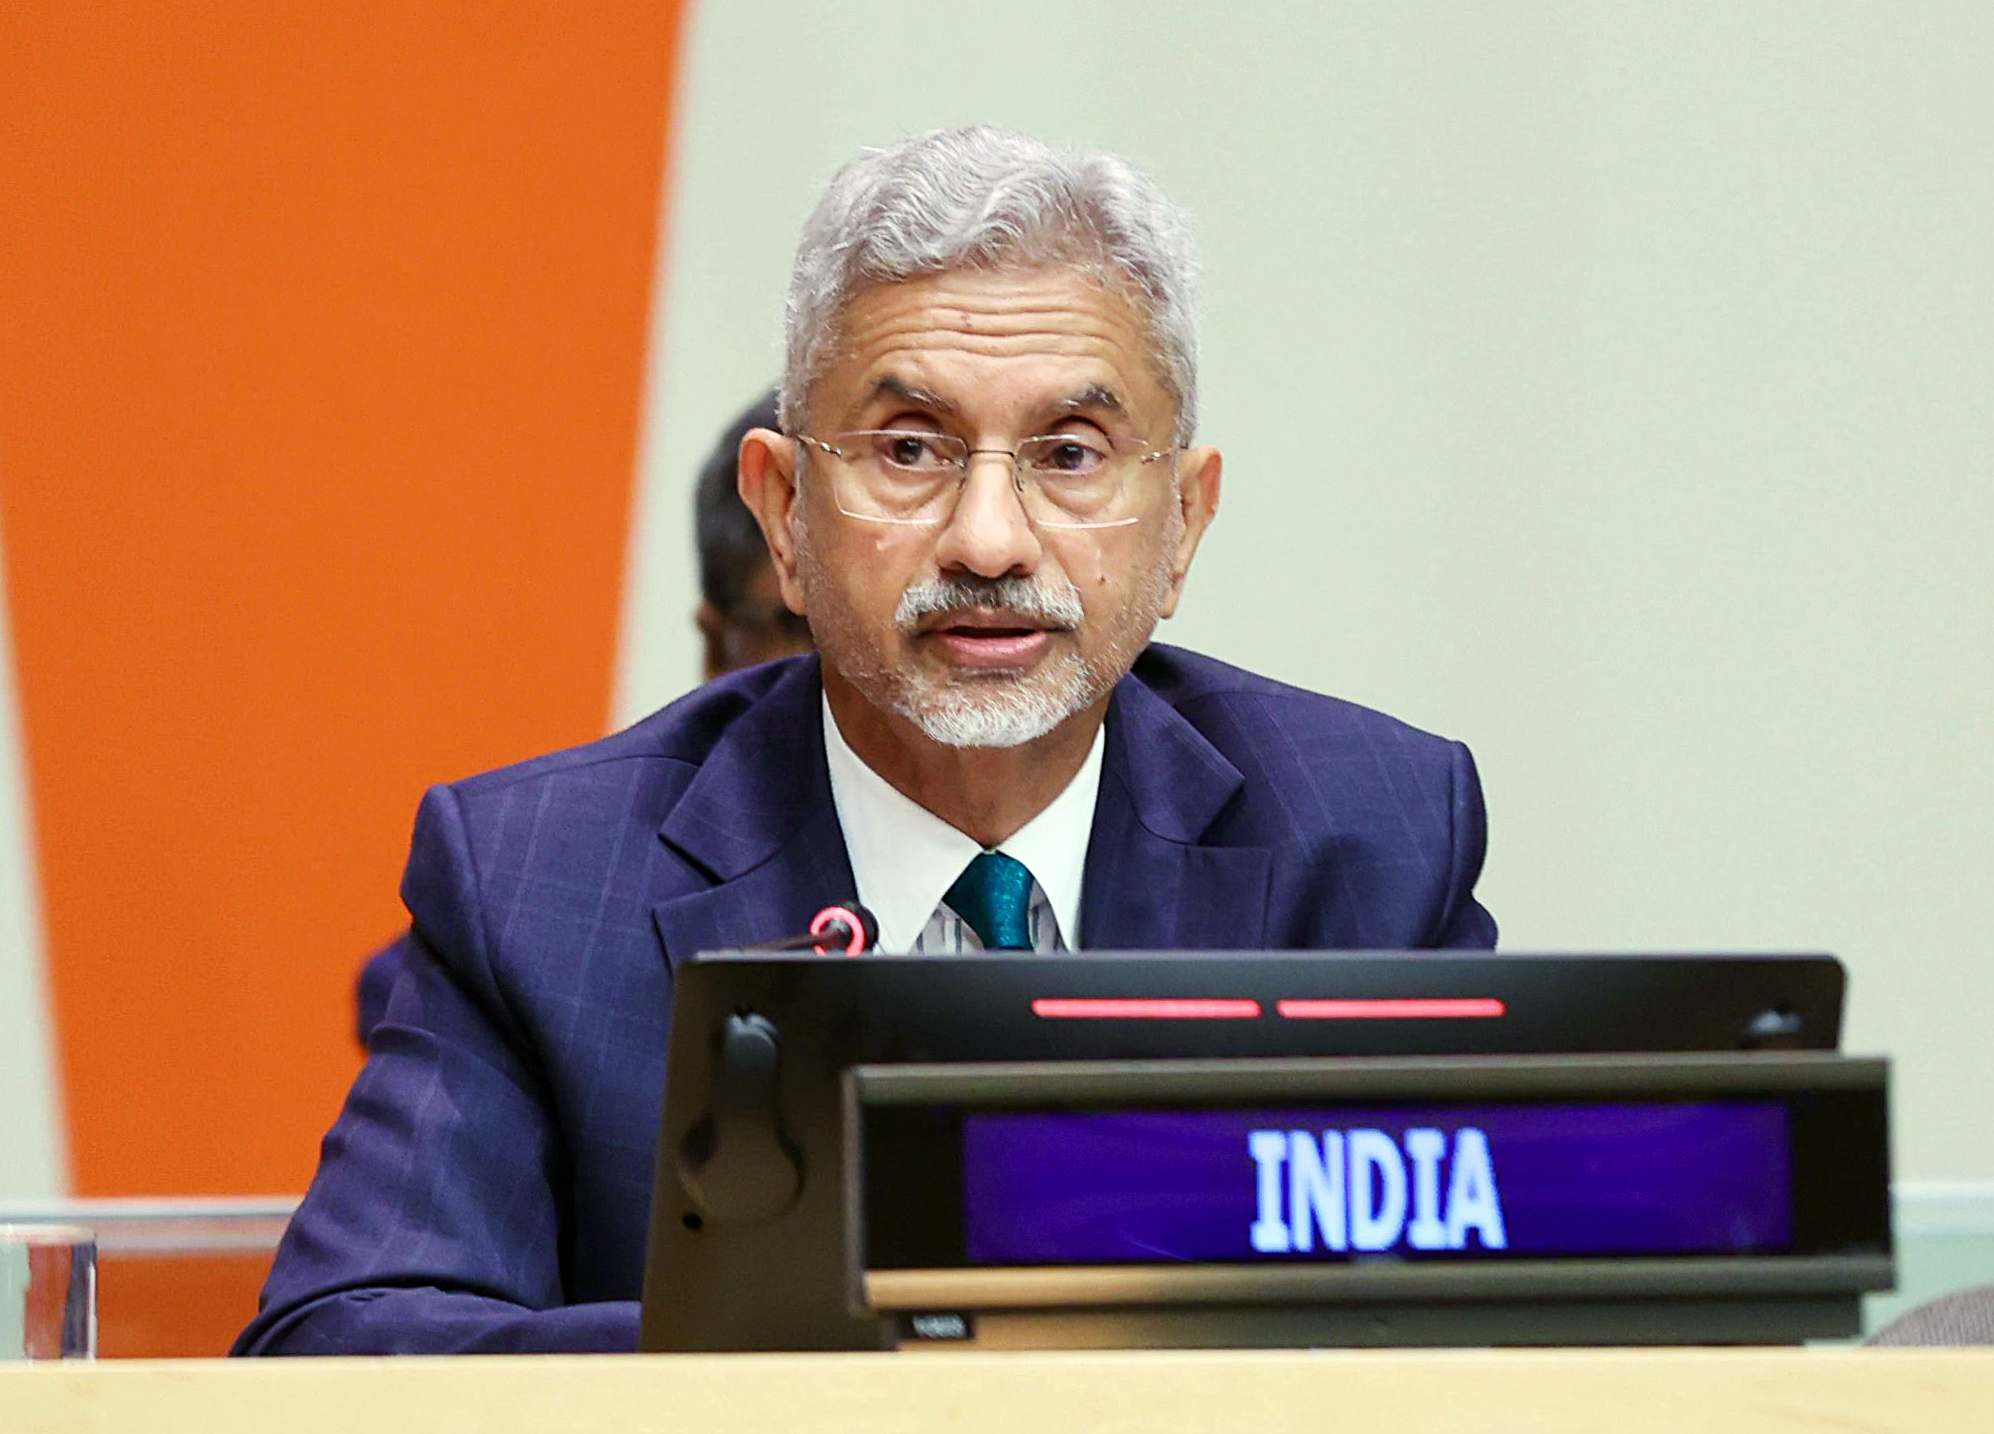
[236,645,1495,1355]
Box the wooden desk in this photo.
[5,1348,1993,1434]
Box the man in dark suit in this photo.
[237,125,1494,1356]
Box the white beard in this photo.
[883,575,1098,748]
[891,649,1097,748]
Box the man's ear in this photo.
[737,428,807,614]
[1158,444,1221,619]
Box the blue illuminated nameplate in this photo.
[960,1102,1792,1264]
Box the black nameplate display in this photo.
[638,953,1875,1353]
[863,1089,1883,1269]
[850,1054,1891,1348]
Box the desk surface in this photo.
[6,1348,1994,1434]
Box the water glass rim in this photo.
[0,1223,94,1246]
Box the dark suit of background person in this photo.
[236,126,1496,1356]
[352,390,812,1046]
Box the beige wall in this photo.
[0,515,64,1198]
[620,2,1994,1181]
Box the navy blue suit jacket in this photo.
[235,645,1494,1355]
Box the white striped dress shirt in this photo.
[821,693,1103,954]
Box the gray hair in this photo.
[780,126,1200,445]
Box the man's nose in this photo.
[931,451,1043,578]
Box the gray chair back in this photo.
[1867,1285,1994,1346]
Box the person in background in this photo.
[694,389,817,679]
[354,392,811,1044]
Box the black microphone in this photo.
[806,901,877,956]
[742,902,879,956]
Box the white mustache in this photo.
[894,576,1084,634]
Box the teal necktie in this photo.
[943,851,1036,951]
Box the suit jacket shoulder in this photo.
[1113,644,1496,951]
[397,652,841,1003]
[442,654,800,804]
[1131,643,1460,752]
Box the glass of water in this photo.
[0,1224,96,1359]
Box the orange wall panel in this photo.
[96,1254,276,1359]
[0,4,688,1193]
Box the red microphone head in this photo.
[808,903,877,956]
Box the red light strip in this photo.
[1276,998,1507,1020]
[1030,998,1264,1020]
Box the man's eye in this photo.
[881,434,943,468]
[1036,438,1105,474]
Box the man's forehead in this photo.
[817,268,1171,424]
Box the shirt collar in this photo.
[820,691,1104,953]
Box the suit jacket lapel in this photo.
[651,655,1271,960]
[1081,672,1272,950]
[652,658,858,968]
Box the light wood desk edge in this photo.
[7,1347,1994,1434]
